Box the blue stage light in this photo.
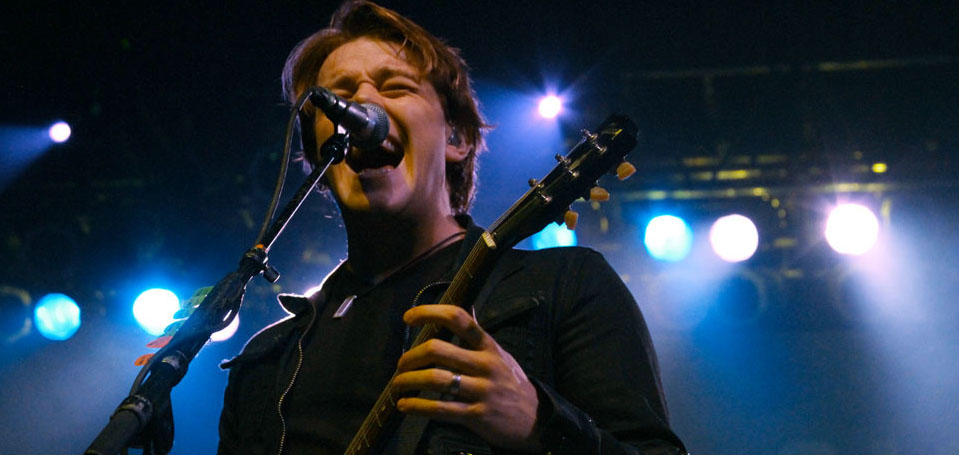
[644,215,693,262]
[1,126,56,190]
[531,222,577,250]
[48,121,71,143]
[34,293,81,341]
[133,289,180,336]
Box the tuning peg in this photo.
[564,210,579,230]
[589,186,610,202]
[616,161,636,180]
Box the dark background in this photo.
[1,1,958,454]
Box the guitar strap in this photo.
[391,392,438,455]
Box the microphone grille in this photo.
[354,103,390,151]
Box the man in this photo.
[218,2,686,454]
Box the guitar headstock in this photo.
[489,114,639,248]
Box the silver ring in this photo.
[448,373,462,396]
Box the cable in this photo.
[255,91,314,246]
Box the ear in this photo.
[445,125,471,163]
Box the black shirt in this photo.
[283,240,463,454]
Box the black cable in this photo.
[255,91,314,247]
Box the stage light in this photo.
[210,314,240,342]
[709,214,759,262]
[34,293,81,341]
[531,222,577,250]
[133,288,180,336]
[644,215,693,262]
[48,121,71,143]
[825,204,879,255]
[537,95,562,119]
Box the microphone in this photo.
[307,86,390,151]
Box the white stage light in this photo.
[48,122,71,143]
[709,214,759,262]
[133,289,179,336]
[538,95,562,119]
[825,204,879,255]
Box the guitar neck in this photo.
[344,233,500,455]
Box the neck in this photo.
[341,211,465,283]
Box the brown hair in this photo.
[282,0,488,214]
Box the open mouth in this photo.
[345,141,403,174]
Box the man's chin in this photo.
[336,191,403,218]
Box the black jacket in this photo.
[218,221,686,455]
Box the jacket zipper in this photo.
[273,280,448,454]
[275,305,318,455]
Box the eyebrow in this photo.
[373,65,420,82]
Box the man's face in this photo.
[314,37,463,219]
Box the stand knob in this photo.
[263,265,281,283]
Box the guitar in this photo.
[344,114,639,455]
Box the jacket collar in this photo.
[277,293,314,316]
[275,214,490,317]
[224,215,532,369]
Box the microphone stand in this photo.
[84,130,351,455]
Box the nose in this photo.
[351,82,379,105]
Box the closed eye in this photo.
[331,88,355,99]
[380,78,418,97]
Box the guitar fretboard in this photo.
[344,236,497,455]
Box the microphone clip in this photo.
[320,131,349,164]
